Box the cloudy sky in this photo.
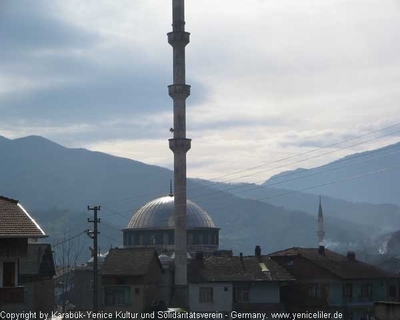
[1,0,400,183]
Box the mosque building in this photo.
[122,191,220,255]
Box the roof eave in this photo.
[0,235,48,238]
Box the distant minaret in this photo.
[168,0,191,288]
[317,196,325,247]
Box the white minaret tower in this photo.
[317,196,325,247]
[168,0,191,289]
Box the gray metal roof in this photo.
[126,196,216,229]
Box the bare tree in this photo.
[52,228,87,312]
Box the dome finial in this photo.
[169,179,173,197]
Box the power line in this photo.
[122,162,400,222]
[196,163,400,214]
[52,230,88,247]
[192,122,400,184]
[188,143,400,202]
[102,206,131,220]
[256,163,400,204]
[99,162,400,228]
[98,122,400,209]
[191,127,400,188]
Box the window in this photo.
[286,259,294,266]
[361,284,372,297]
[104,286,131,306]
[3,262,16,287]
[389,285,397,298]
[188,233,193,245]
[163,233,169,245]
[199,287,213,303]
[233,287,249,302]
[308,284,320,298]
[343,283,353,298]
[116,277,127,285]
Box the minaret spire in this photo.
[317,195,325,247]
[168,0,191,290]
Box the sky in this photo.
[1,0,400,183]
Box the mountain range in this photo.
[263,142,400,205]
[1,135,399,262]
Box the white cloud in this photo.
[2,0,400,183]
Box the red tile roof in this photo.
[0,196,46,238]
[269,247,398,279]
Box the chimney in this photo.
[347,251,356,261]
[255,245,261,258]
[239,252,245,269]
[318,245,325,256]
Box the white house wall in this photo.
[189,283,233,312]
[250,282,280,303]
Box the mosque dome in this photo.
[126,195,216,229]
[123,195,220,253]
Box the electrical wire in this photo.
[98,123,400,208]
[52,230,88,247]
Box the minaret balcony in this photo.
[167,31,190,46]
[168,84,190,99]
[169,138,191,153]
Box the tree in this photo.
[52,228,87,312]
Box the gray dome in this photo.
[127,196,216,229]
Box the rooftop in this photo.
[269,247,399,279]
[0,196,46,238]
[189,255,294,283]
[100,247,163,276]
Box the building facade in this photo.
[0,196,48,311]
[19,243,55,312]
[100,248,167,312]
[188,247,294,312]
[269,246,400,320]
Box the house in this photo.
[374,301,400,320]
[100,247,167,312]
[64,252,108,311]
[54,265,76,311]
[0,196,47,311]
[269,246,400,320]
[19,243,56,312]
[188,246,295,312]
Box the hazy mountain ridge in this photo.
[0,135,395,260]
[264,141,400,205]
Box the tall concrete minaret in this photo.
[168,0,191,288]
[317,196,325,247]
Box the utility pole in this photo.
[87,205,101,313]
